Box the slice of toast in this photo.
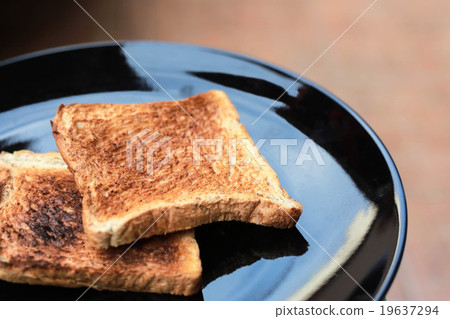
[52,90,302,248]
[0,151,201,296]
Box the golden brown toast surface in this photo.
[52,90,302,248]
[0,151,201,295]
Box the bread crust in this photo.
[0,151,201,295]
[52,90,302,248]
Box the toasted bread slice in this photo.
[0,151,201,296]
[52,90,302,248]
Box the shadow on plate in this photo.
[0,139,33,153]
[195,221,309,287]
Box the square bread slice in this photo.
[0,151,201,296]
[52,90,302,248]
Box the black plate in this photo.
[0,42,406,301]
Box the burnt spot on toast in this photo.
[10,173,83,247]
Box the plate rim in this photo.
[0,40,407,300]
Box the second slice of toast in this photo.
[52,90,302,248]
[0,151,201,295]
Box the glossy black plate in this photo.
[0,42,406,301]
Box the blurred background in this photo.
[1,0,449,300]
